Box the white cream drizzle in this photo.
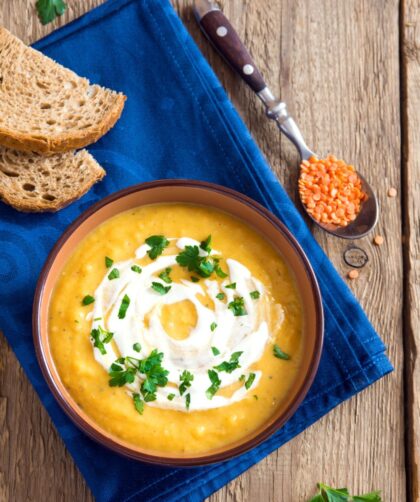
[89,238,282,412]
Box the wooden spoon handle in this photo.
[195,4,267,93]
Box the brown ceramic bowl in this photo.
[33,180,323,466]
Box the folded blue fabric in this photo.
[0,1,392,500]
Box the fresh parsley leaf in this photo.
[200,235,212,253]
[228,296,247,316]
[108,268,120,280]
[191,276,199,283]
[210,322,217,332]
[132,393,144,415]
[167,393,175,401]
[158,267,172,284]
[131,264,142,274]
[250,290,260,299]
[225,282,236,289]
[145,235,169,260]
[273,344,290,360]
[82,295,95,306]
[216,292,225,301]
[133,342,141,353]
[108,358,137,386]
[105,256,114,268]
[91,326,113,355]
[245,372,256,390]
[206,369,221,399]
[118,294,130,319]
[214,261,228,278]
[239,374,246,382]
[211,346,220,356]
[179,370,194,396]
[308,483,382,502]
[151,282,171,295]
[214,351,243,373]
[36,0,67,25]
[185,393,191,410]
[176,245,215,278]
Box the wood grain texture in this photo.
[0,0,410,501]
[401,1,420,500]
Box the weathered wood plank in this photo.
[0,1,407,501]
[401,1,420,500]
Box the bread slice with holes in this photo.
[0,27,126,154]
[0,147,105,212]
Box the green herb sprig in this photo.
[206,369,221,399]
[179,370,194,396]
[91,326,113,355]
[36,0,67,25]
[273,344,290,360]
[145,235,169,260]
[214,351,243,373]
[308,483,381,502]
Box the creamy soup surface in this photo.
[49,203,304,455]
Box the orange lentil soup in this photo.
[48,204,304,455]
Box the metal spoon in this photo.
[194,0,378,239]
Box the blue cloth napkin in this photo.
[0,1,392,500]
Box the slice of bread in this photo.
[0,147,105,212]
[0,27,126,154]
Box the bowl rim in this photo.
[33,179,324,467]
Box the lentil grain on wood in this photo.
[0,1,413,501]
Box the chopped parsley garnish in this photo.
[105,256,114,268]
[82,295,95,306]
[108,356,138,386]
[158,267,172,284]
[216,292,225,301]
[108,268,120,280]
[211,346,220,356]
[91,326,113,355]
[200,235,212,253]
[167,393,175,401]
[253,394,258,400]
[133,342,141,353]
[273,344,290,360]
[214,260,228,278]
[214,351,243,373]
[250,290,260,300]
[109,350,170,406]
[132,393,144,415]
[191,276,200,283]
[239,374,246,382]
[145,235,169,260]
[179,370,194,396]
[225,282,236,289]
[151,282,171,295]
[210,322,217,332]
[228,296,247,316]
[185,393,191,410]
[206,369,221,399]
[139,349,170,402]
[176,245,215,277]
[118,294,130,319]
[245,372,256,390]
[308,483,382,502]
[93,317,102,321]
[131,265,142,274]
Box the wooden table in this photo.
[0,1,418,500]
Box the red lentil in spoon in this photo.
[298,155,368,227]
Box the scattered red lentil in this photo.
[348,269,359,280]
[387,187,397,198]
[299,155,367,227]
[373,235,384,246]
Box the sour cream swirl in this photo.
[89,238,281,412]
